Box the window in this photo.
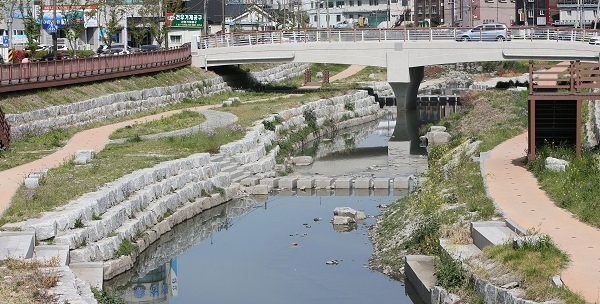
[349,0,354,5]
[391,0,398,3]
[170,35,182,44]
[311,1,314,8]
[336,15,341,21]
[369,0,376,4]
[314,15,317,21]
[499,0,507,2]
[567,10,572,16]
[539,9,545,16]
[357,0,362,5]
[527,10,534,17]
[417,5,423,13]
[336,1,344,6]
[431,6,437,14]
[13,29,25,36]
[485,0,493,3]
[349,14,354,18]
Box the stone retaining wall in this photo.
[6,63,308,138]
[248,63,309,85]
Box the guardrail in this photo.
[197,27,600,48]
[0,45,191,93]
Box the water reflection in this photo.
[105,102,453,303]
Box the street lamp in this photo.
[221,0,225,34]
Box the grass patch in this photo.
[0,258,61,303]
[527,145,600,228]
[109,110,207,139]
[0,126,245,225]
[482,236,582,302]
[114,239,138,258]
[0,128,73,171]
[309,63,350,79]
[2,66,215,114]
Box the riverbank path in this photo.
[484,139,600,301]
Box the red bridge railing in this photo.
[0,45,191,93]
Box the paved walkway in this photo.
[0,105,214,217]
[484,133,600,303]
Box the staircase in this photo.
[405,219,525,304]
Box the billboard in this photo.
[166,13,204,28]
[40,5,98,29]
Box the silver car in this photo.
[455,23,512,42]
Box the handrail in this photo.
[0,45,192,94]
[196,27,600,48]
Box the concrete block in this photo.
[278,177,298,190]
[24,177,39,189]
[260,178,279,188]
[75,149,95,161]
[315,178,334,189]
[373,178,391,189]
[0,231,35,260]
[334,177,353,189]
[240,177,260,187]
[296,178,315,190]
[405,255,435,304]
[249,184,271,195]
[471,221,519,250]
[70,262,104,290]
[354,178,373,189]
[393,176,411,189]
[74,156,88,165]
[32,244,70,266]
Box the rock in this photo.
[290,156,313,166]
[332,215,355,225]
[545,157,569,172]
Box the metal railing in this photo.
[0,45,192,93]
[197,27,600,48]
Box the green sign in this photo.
[169,13,204,28]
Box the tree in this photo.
[128,16,147,47]
[138,0,185,48]
[92,0,130,47]
[18,0,41,52]
[58,0,93,53]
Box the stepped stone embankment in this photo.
[11,88,386,303]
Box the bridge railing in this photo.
[0,45,191,93]
[197,27,600,48]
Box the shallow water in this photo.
[106,109,434,303]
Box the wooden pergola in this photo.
[527,60,600,160]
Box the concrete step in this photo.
[69,262,104,290]
[471,221,519,250]
[405,255,436,304]
[0,231,35,260]
[30,244,70,266]
[439,238,482,261]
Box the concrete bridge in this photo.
[191,28,600,112]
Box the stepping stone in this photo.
[471,221,519,250]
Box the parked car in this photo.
[41,52,73,61]
[109,44,140,54]
[139,44,160,52]
[455,23,512,42]
[590,35,600,45]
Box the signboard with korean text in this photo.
[166,13,203,28]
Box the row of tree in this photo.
[0,0,184,53]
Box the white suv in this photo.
[455,23,512,42]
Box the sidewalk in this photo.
[483,132,600,303]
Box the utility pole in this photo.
[523,0,527,26]
[326,0,329,28]
[221,0,225,34]
[5,2,14,49]
[53,0,57,59]
[203,0,208,35]
[317,0,320,28]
